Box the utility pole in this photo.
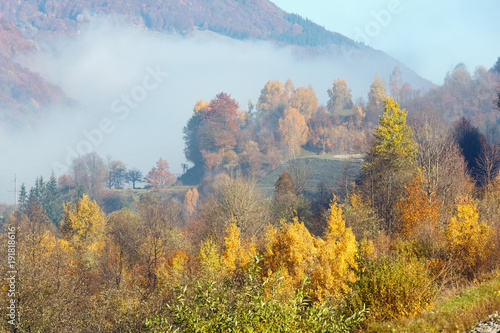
[11,174,17,211]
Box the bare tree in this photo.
[411,112,473,207]
[125,169,143,189]
[200,175,269,242]
[107,159,127,189]
[286,159,311,196]
[476,145,500,187]
[71,152,107,199]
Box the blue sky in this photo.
[271,0,500,84]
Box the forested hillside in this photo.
[0,0,356,48]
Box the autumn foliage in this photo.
[144,158,176,189]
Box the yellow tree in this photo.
[279,107,308,159]
[183,188,199,218]
[446,198,491,278]
[199,237,224,279]
[60,194,106,259]
[256,80,287,114]
[290,85,319,120]
[367,73,389,121]
[311,199,358,302]
[361,97,417,234]
[222,223,256,274]
[262,217,318,291]
[327,79,353,115]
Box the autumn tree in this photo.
[222,223,256,275]
[105,209,143,288]
[255,80,289,152]
[256,80,288,115]
[200,175,269,241]
[183,94,242,180]
[366,73,388,122]
[446,198,491,278]
[107,159,126,189]
[290,85,319,119]
[200,92,241,152]
[361,97,417,234]
[389,66,402,101]
[58,174,74,193]
[138,193,182,289]
[307,107,335,153]
[327,79,353,115]
[279,107,308,159]
[144,158,176,189]
[344,191,381,241]
[239,140,264,177]
[310,199,358,301]
[262,199,358,302]
[262,217,318,292]
[183,187,199,219]
[60,194,106,261]
[396,174,440,240]
[411,112,474,208]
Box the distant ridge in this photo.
[0,0,360,50]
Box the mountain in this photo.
[0,0,356,48]
[0,17,68,127]
[0,0,433,126]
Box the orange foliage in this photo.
[397,174,440,240]
[144,158,176,189]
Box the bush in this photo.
[145,259,367,332]
[346,253,437,321]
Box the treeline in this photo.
[181,60,500,186]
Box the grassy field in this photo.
[257,154,363,197]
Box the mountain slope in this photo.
[0,18,67,127]
[0,0,357,49]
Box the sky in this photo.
[271,0,500,84]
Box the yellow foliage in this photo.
[397,174,440,240]
[446,198,491,277]
[60,194,106,260]
[159,250,190,287]
[263,217,318,289]
[200,237,224,279]
[311,200,358,301]
[372,97,416,161]
[194,100,209,113]
[262,203,358,303]
[222,223,257,274]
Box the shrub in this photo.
[145,259,367,332]
[347,252,437,321]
